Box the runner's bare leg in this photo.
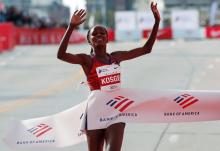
[105,123,126,151]
[86,129,105,151]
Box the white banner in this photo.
[173,27,206,39]
[115,30,142,41]
[171,9,199,30]
[86,89,220,129]
[115,11,136,31]
[3,102,87,149]
[3,88,220,149]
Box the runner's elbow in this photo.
[57,52,65,60]
[143,47,152,54]
[57,46,68,60]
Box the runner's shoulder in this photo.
[76,53,92,65]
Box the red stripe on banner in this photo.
[33,125,49,134]
[114,98,129,109]
[36,127,52,137]
[181,94,190,97]
[179,97,194,105]
[119,101,134,112]
[182,99,199,109]
[37,124,46,127]
[115,97,122,100]
[118,96,125,98]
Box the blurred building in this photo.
[164,0,220,26]
[0,0,31,11]
[31,0,62,6]
[0,0,63,9]
[135,0,220,26]
[86,0,134,28]
[30,1,70,27]
[86,0,220,28]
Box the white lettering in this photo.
[101,75,120,85]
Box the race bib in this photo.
[96,64,121,91]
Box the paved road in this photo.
[0,39,220,151]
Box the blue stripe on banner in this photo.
[174,96,181,101]
[29,128,38,133]
[176,98,184,103]
[106,100,114,105]
[110,101,117,107]
[27,127,35,132]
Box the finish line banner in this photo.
[3,88,220,149]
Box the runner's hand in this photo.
[70,9,86,27]
[151,2,160,23]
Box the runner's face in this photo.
[89,26,108,47]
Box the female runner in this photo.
[57,2,160,151]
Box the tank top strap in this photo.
[88,55,105,75]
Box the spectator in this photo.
[1,5,69,29]
[6,6,23,26]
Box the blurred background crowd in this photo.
[0,0,69,28]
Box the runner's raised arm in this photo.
[57,9,89,65]
[111,2,161,62]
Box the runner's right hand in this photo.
[70,9,86,27]
[151,2,160,23]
